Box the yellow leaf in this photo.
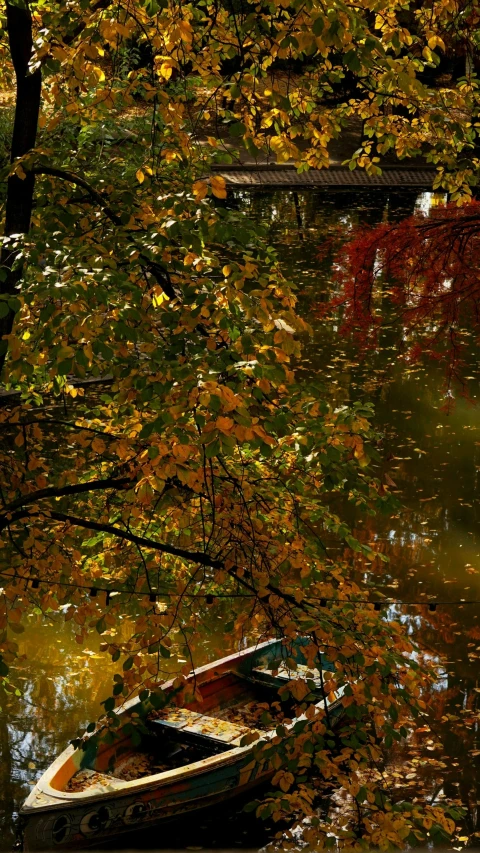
[159,61,174,80]
[358,453,370,468]
[193,180,208,201]
[83,343,93,361]
[217,385,238,411]
[270,135,299,163]
[288,679,310,701]
[427,35,445,51]
[273,771,294,792]
[172,444,191,462]
[136,169,145,184]
[210,175,227,199]
[178,19,193,43]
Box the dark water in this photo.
[242,187,480,843]
[2,188,480,849]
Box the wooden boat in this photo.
[20,638,344,851]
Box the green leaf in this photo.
[228,122,246,138]
[344,50,361,72]
[205,439,221,459]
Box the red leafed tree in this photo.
[324,200,480,392]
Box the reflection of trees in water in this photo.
[0,700,15,849]
[236,188,480,836]
[233,187,418,232]
[348,508,480,834]
[0,619,117,849]
[439,677,480,835]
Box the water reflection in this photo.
[2,187,480,848]
[0,622,109,848]
[242,187,480,841]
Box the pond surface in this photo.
[2,187,480,850]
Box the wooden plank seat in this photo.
[148,708,250,750]
[251,664,346,705]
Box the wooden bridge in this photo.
[212,166,437,189]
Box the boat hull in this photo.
[20,638,339,850]
[21,752,272,851]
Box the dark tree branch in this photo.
[0,1,42,375]
[31,166,122,225]
[0,509,225,568]
[0,505,326,629]
[2,477,132,514]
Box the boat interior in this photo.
[55,661,337,794]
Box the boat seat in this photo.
[251,664,346,705]
[148,708,250,746]
[64,768,125,794]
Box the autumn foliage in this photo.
[1,0,479,845]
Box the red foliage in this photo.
[321,200,480,390]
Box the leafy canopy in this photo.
[0,0,475,845]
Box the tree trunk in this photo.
[0,1,41,374]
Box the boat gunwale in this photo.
[22,740,257,809]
